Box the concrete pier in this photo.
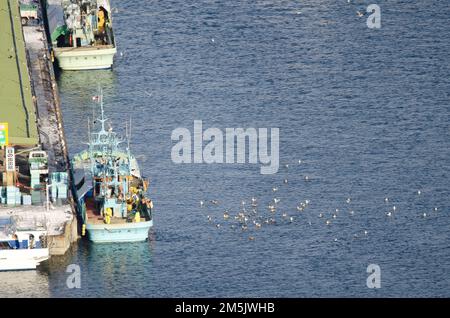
[0,0,77,256]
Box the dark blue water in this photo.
[1,0,450,297]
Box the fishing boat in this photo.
[71,94,153,243]
[46,0,116,70]
[0,217,49,271]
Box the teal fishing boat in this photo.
[71,93,153,243]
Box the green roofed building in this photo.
[0,0,38,146]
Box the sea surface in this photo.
[1,0,450,297]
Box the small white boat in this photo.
[0,217,49,271]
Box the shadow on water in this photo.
[56,68,118,109]
[42,237,155,297]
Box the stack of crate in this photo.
[6,186,21,205]
[22,194,32,205]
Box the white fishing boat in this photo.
[0,217,49,271]
[46,0,116,70]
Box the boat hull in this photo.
[86,220,153,243]
[0,248,49,271]
[54,47,116,70]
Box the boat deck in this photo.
[85,197,130,225]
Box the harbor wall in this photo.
[21,1,79,255]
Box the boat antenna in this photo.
[128,116,131,151]
[97,87,107,134]
[87,116,91,142]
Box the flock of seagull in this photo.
[199,160,442,243]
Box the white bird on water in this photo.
[272,187,278,192]
[284,179,288,184]
[346,198,351,204]
[304,175,309,181]
[289,216,294,222]
[298,159,303,164]
[393,206,397,211]
[386,211,392,217]
[200,200,204,207]
[318,213,323,218]
[349,210,355,216]
[417,190,422,195]
[422,212,427,218]
[326,220,331,225]
[384,197,389,203]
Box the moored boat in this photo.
[71,93,153,243]
[46,0,117,70]
[0,217,49,271]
